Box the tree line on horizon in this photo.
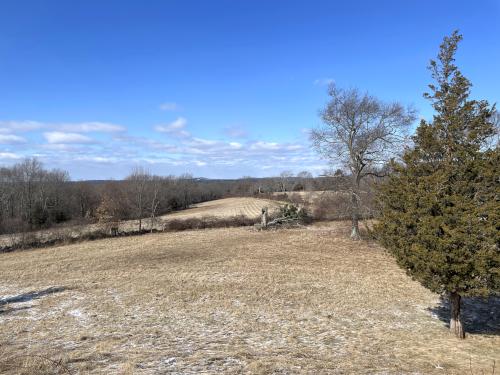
[0,161,351,235]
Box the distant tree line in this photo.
[0,159,73,234]
[0,159,351,235]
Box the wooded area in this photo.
[0,160,352,235]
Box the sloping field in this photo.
[273,190,335,202]
[0,222,498,374]
[0,197,281,249]
[161,197,281,220]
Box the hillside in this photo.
[0,197,282,250]
[0,222,498,374]
[160,197,281,220]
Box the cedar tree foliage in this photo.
[376,31,499,338]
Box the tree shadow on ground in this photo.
[428,295,500,335]
[0,286,67,313]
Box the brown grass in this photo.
[161,197,281,220]
[0,221,498,374]
[0,197,281,251]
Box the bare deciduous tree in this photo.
[126,167,151,231]
[148,175,162,232]
[278,170,294,192]
[73,181,99,219]
[311,84,416,240]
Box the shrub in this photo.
[163,215,256,231]
[312,193,351,220]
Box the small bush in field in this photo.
[163,215,256,232]
[279,203,303,221]
[312,193,351,221]
[262,203,312,228]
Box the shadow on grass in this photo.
[0,286,67,313]
[428,294,500,335]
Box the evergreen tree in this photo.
[376,31,499,338]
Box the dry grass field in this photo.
[0,197,281,249]
[0,221,498,374]
[272,190,332,201]
[160,197,281,220]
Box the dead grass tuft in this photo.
[0,352,71,375]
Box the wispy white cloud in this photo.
[155,117,190,138]
[0,134,27,144]
[159,102,180,111]
[0,152,22,160]
[57,122,125,133]
[248,141,302,152]
[0,117,326,178]
[74,156,116,163]
[44,132,95,144]
[249,141,281,151]
[41,143,85,151]
[190,137,218,146]
[0,120,44,133]
[0,120,125,133]
[313,78,334,86]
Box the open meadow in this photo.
[160,197,281,220]
[1,221,498,374]
[0,198,282,250]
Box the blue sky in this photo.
[0,0,499,179]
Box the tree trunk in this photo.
[261,207,268,228]
[350,190,360,240]
[450,292,465,339]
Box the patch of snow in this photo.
[163,357,177,365]
[68,308,88,325]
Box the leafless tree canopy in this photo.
[311,84,417,239]
[311,84,417,178]
[125,166,151,231]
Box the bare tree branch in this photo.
[311,83,417,239]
